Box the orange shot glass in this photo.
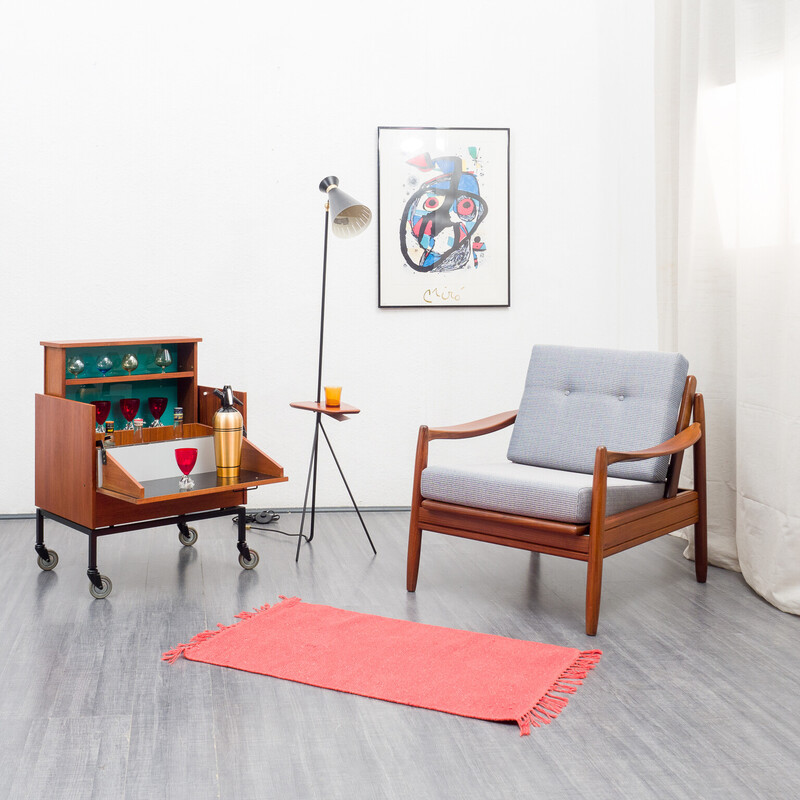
[324,386,342,407]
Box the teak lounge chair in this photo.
[407,345,707,635]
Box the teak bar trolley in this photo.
[35,337,287,598]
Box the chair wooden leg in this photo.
[407,426,430,593]
[694,520,708,583]
[407,525,422,592]
[586,446,608,636]
[585,552,603,636]
[693,393,708,583]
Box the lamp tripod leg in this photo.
[296,418,321,562]
[319,421,376,554]
[309,414,322,544]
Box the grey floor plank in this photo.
[1,512,798,799]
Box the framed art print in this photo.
[378,126,510,308]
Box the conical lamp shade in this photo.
[319,176,372,238]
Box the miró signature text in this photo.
[423,286,464,304]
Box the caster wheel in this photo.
[178,526,198,546]
[238,549,259,570]
[89,576,112,599]
[37,550,59,571]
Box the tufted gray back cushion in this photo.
[507,345,689,482]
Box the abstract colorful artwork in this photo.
[378,127,510,307]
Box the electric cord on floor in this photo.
[244,510,281,525]
[231,510,309,541]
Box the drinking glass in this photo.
[91,400,111,433]
[148,396,168,427]
[154,347,172,373]
[67,356,85,380]
[119,398,140,430]
[175,448,198,489]
[121,353,139,375]
[324,385,342,407]
[96,355,113,378]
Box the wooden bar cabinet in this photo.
[34,337,287,598]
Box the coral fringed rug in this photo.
[163,596,601,736]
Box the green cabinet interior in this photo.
[44,338,199,427]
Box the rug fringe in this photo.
[516,649,602,736]
[161,596,301,663]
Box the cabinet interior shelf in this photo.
[66,371,195,386]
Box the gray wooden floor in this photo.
[1,511,798,800]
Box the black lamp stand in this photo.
[294,198,376,562]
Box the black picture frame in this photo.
[378,126,510,308]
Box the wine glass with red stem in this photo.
[175,448,198,489]
[91,400,111,433]
[148,397,168,427]
[119,398,140,431]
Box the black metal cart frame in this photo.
[34,505,257,598]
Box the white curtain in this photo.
[656,0,800,614]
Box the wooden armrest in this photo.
[426,410,518,441]
[605,423,701,466]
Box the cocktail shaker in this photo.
[212,386,244,478]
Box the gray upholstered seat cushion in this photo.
[507,345,689,482]
[420,462,665,525]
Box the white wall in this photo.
[0,0,657,514]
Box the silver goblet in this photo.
[122,353,139,375]
[67,356,85,379]
[154,347,172,373]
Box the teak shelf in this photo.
[34,337,287,598]
[65,371,196,386]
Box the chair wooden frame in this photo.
[407,377,707,635]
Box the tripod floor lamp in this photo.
[290,176,377,562]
